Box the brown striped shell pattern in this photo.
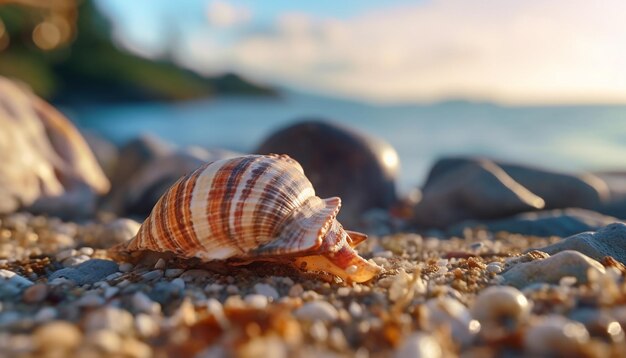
[117,154,381,283]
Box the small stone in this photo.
[170,278,185,290]
[119,263,134,273]
[104,286,119,299]
[348,302,363,317]
[98,218,141,246]
[141,270,163,282]
[486,262,503,274]
[87,330,122,353]
[204,283,224,293]
[132,292,161,314]
[295,301,339,322]
[76,294,105,307]
[226,285,239,294]
[154,258,166,269]
[180,269,210,282]
[84,306,134,334]
[426,297,478,345]
[34,307,57,322]
[524,315,590,356]
[337,287,351,297]
[62,255,91,267]
[395,333,442,358]
[289,284,304,297]
[49,259,119,286]
[121,337,152,358]
[135,314,159,338]
[55,249,77,262]
[148,282,183,305]
[79,247,95,256]
[245,294,269,309]
[374,250,394,258]
[471,286,530,338]
[502,250,606,288]
[48,277,76,287]
[254,283,279,300]
[23,283,48,303]
[33,321,82,351]
[309,321,328,341]
[0,269,33,299]
[165,268,185,278]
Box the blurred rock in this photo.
[82,131,119,180]
[0,77,110,218]
[413,159,544,228]
[0,269,33,299]
[536,222,626,264]
[256,120,399,227]
[103,135,240,217]
[501,250,605,288]
[450,208,618,237]
[48,259,118,285]
[593,171,626,218]
[425,157,609,209]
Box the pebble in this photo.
[486,262,503,274]
[501,250,606,288]
[87,329,122,353]
[337,287,351,297]
[471,286,530,336]
[84,307,134,334]
[170,278,185,290]
[79,247,95,256]
[135,314,159,338]
[426,297,478,345]
[33,321,82,351]
[55,249,77,262]
[295,301,339,322]
[132,292,161,314]
[309,321,328,341]
[205,283,224,293]
[76,294,105,307]
[119,262,134,273]
[23,283,48,303]
[62,254,90,267]
[98,218,141,246]
[121,337,152,358]
[374,250,394,258]
[524,315,590,356]
[154,258,166,269]
[226,285,239,294]
[289,284,304,297]
[141,270,164,282]
[395,333,443,358]
[244,294,269,309]
[254,283,279,300]
[349,302,363,317]
[165,268,185,278]
[34,307,57,322]
[0,269,33,299]
[48,259,119,286]
[104,286,120,299]
[180,269,210,282]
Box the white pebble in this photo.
[374,250,394,258]
[154,258,166,270]
[244,294,269,309]
[135,314,159,338]
[309,321,328,341]
[524,315,590,356]
[486,262,503,274]
[84,307,134,334]
[288,284,304,297]
[395,333,442,358]
[79,247,95,256]
[471,286,530,336]
[132,292,161,314]
[348,302,363,317]
[254,283,279,300]
[55,249,77,262]
[62,255,90,267]
[426,297,479,345]
[87,330,122,353]
[295,301,338,322]
[337,287,351,297]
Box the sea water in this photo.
[68,91,626,193]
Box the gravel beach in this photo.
[1,212,625,357]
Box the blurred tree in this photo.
[0,0,275,103]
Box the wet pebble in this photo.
[524,315,590,356]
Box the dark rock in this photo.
[148,282,183,305]
[0,269,33,299]
[425,157,609,210]
[256,120,399,227]
[450,208,618,237]
[412,159,544,228]
[536,222,626,264]
[48,259,118,285]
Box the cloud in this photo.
[206,0,251,28]
[185,0,626,104]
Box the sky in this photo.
[97,0,626,105]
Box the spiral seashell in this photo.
[115,154,381,283]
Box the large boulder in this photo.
[412,159,544,228]
[256,120,399,227]
[0,77,110,218]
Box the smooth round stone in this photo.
[132,292,161,314]
[294,301,339,322]
[23,283,48,303]
[244,294,269,309]
[486,262,503,274]
[33,321,82,351]
[471,286,530,337]
[118,263,134,273]
[55,249,77,262]
[48,259,119,286]
[253,283,279,301]
[0,269,33,299]
[524,315,590,356]
[84,307,134,334]
[395,333,442,358]
[87,330,122,353]
[76,294,105,307]
[256,120,399,227]
[135,314,159,338]
[426,297,479,345]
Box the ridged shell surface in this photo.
[127,154,341,260]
